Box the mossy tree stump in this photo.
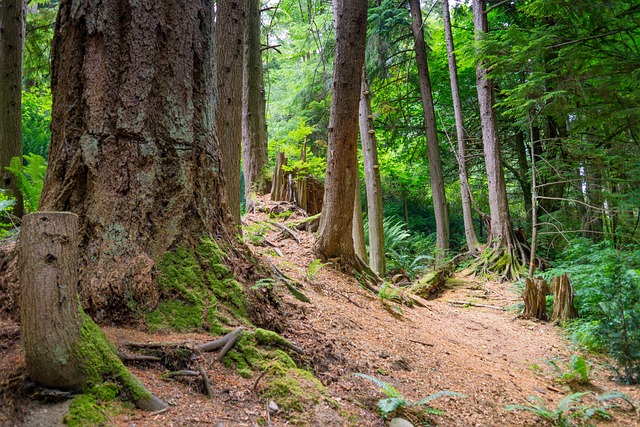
[551,274,578,323]
[523,277,550,320]
[20,212,167,411]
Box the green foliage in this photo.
[305,259,327,283]
[5,153,47,213]
[368,216,438,278]
[547,355,591,386]
[22,88,52,158]
[544,240,640,383]
[506,392,611,427]
[597,390,639,414]
[353,373,465,420]
[0,191,17,237]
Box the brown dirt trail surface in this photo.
[0,199,638,426]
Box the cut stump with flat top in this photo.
[20,212,167,411]
[551,273,577,323]
[20,212,85,390]
[523,277,550,321]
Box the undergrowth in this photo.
[542,239,640,383]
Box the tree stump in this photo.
[551,274,578,323]
[20,212,85,389]
[271,151,287,201]
[20,212,167,411]
[523,277,550,320]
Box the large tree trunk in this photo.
[409,0,449,258]
[473,0,511,246]
[472,0,528,280]
[40,0,234,319]
[314,0,368,269]
[442,0,479,252]
[0,0,25,218]
[359,69,385,276]
[20,212,166,411]
[242,0,270,210]
[216,0,246,227]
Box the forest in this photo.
[0,0,639,426]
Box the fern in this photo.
[506,392,611,427]
[546,355,591,386]
[306,259,327,283]
[5,153,47,213]
[354,373,465,419]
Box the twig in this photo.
[262,237,284,257]
[408,338,434,347]
[252,370,268,395]
[266,220,300,244]
[447,300,504,311]
[198,366,214,398]
[266,402,272,427]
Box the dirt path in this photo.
[1,202,638,426]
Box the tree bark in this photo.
[20,212,167,411]
[409,0,449,258]
[359,69,385,276]
[20,212,85,389]
[40,0,234,319]
[242,0,270,210]
[442,0,479,252]
[474,0,512,246]
[216,0,246,227]
[550,274,577,323]
[0,0,25,217]
[523,277,549,321]
[314,0,368,267]
[352,183,368,264]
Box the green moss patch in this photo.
[221,329,327,418]
[146,237,249,334]
[65,383,130,427]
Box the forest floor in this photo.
[1,198,639,426]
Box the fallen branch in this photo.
[217,328,242,361]
[267,220,301,244]
[447,300,504,311]
[198,366,214,398]
[162,370,200,378]
[117,351,162,363]
[270,262,310,303]
[262,237,284,257]
[199,327,243,353]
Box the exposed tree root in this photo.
[470,242,527,282]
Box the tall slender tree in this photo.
[314,0,369,272]
[216,0,246,227]
[359,69,385,276]
[242,0,269,209]
[352,183,368,264]
[442,0,479,252]
[0,0,25,218]
[473,0,525,278]
[40,0,236,318]
[409,0,449,257]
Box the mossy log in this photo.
[19,212,167,412]
[523,277,550,320]
[550,274,578,324]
